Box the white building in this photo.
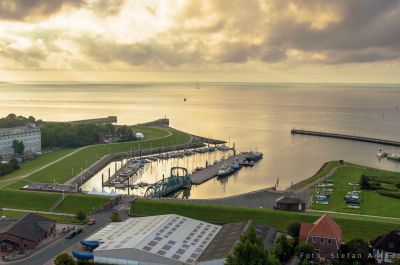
[86,214,276,265]
[0,124,41,157]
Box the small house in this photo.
[275,194,306,211]
[372,230,400,265]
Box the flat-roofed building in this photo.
[87,214,276,265]
[0,124,41,157]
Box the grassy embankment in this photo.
[311,164,400,218]
[0,189,108,214]
[132,199,400,242]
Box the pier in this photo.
[291,129,400,147]
[190,153,247,185]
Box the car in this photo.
[88,218,96,225]
[65,228,83,239]
[66,231,76,239]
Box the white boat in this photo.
[217,144,231,151]
[217,165,234,177]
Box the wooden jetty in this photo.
[291,129,400,147]
[190,153,247,185]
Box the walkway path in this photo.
[308,209,400,222]
[1,207,75,217]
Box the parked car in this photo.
[88,218,96,225]
[66,228,83,239]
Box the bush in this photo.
[377,190,400,199]
[111,212,121,222]
[0,159,20,177]
[54,253,76,265]
[76,209,87,223]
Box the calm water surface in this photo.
[1,82,400,198]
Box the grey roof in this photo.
[198,220,276,262]
[0,213,55,243]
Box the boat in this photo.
[388,153,400,162]
[208,146,216,152]
[195,167,205,172]
[184,150,194,156]
[217,144,231,151]
[80,240,99,250]
[217,165,234,178]
[245,151,263,161]
[72,251,94,260]
[231,159,242,171]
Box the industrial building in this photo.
[0,124,41,157]
[86,214,276,265]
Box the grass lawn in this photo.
[132,199,400,242]
[54,194,111,214]
[0,190,61,211]
[312,165,400,218]
[2,179,29,190]
[0,210,79,223]
[0,148,76,181]
[27,127,190,184]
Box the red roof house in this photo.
[299,214,342,260]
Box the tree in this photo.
[76,209,87,223]
[296,243,314,261]
[111,212,121,222]
[267,255,281,265]
[54,253,76,265]
[271,234,293,263]
[338,239,371,265]
[287,222,301,243]
[12,139,24,155]
[224,225,268,265]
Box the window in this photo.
[320,237,324,244]
[312,237,317,243]
[328,239,332,244]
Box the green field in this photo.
[0,148,76,181]
[0,190,61,211]
[312,165,400,218]
[54,194,111,214]
[0,209,79,223]
[132,199,400,242]
[26,126,190,183]
[2,179,29,190]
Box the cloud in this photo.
[1,0,400,71]
[88,0,126,17]
[0,0,84,21]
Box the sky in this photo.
[1,0,400,83]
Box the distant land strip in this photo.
[291,129,400,147]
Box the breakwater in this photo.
[291,129,400,147]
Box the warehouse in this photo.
[87,214,276,265]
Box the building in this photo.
[0,124,41,157]
[0,213,55,253]
[299,214,342,261]
[372,230,400,265]
[87,214,276,265]
[275,194,306,211]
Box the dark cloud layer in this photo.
[0,0,84,21]
[1,0,400,70]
